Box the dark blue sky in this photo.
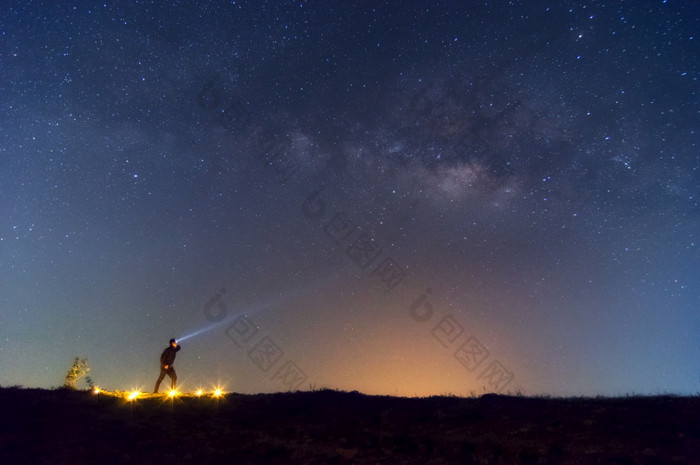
[1,1,698,396]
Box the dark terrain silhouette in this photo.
[1,387,697,464]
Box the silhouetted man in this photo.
[154,338,180,393]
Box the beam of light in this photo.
[176,321,222,343]
[168,389,180,398]
[196,388,204,397]
[127,390,141,401]
[212,388,224,398]
[177,276,340,343]
[93,387,101,395]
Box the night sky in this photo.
[1,1,698,397]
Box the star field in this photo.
[1,1,698,396]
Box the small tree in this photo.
[63,357,94,389]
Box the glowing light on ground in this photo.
[93,387,229,401]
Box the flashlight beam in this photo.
[176,321,222,343]
[179,276,340,343]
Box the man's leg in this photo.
[154,367,166,393]
[169,367,178,390]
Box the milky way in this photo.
[1,1,698,396]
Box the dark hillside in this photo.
[1,387,698,464]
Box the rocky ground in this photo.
[1,387,698,464]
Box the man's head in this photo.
[170,338,178,347]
